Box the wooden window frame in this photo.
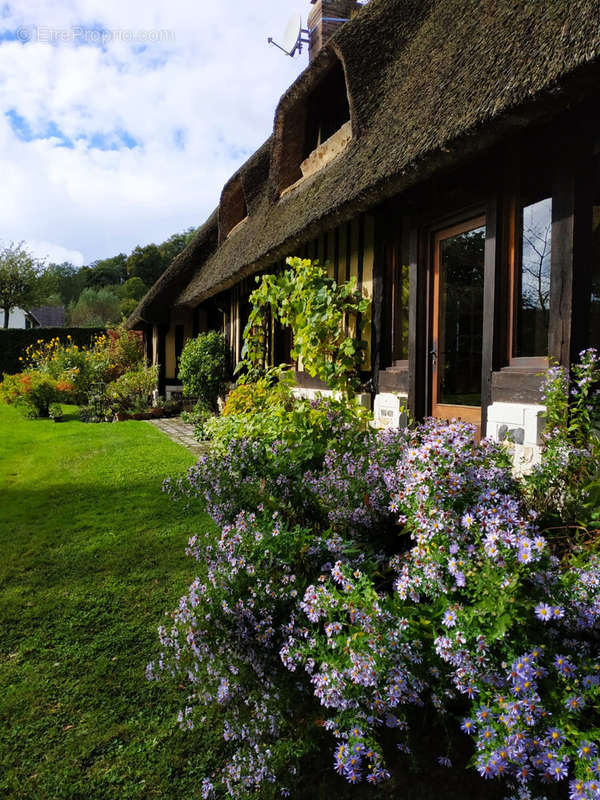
[431,215,486,427]
[507,185,551,369]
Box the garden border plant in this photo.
[149,259,600,800]
[0,324,159,422]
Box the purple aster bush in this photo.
[148,507,338,798]
[293,418,600,798]
[304,425,412,533]
[151,354,600,799]
[165,393,374,528]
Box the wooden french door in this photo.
[431,216,486,429]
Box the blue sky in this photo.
[0,0,306,265]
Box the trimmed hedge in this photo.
[0,327,106,377]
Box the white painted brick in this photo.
[485,401,546,475]
[486,402,526,427]
[523,405,546,446]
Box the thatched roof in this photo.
[130,0,600,324]
[128,209,218,326]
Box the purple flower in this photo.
[442,609,458,628]
[461,718,476,735]
[535,602,552,622]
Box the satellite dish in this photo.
[268,13,309,57]
[282,14,302,55]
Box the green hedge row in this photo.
[0,327,106,377]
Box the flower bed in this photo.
[149,350,600,800]
[0,325,157,421]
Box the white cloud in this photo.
[0,0,309,264]
[26,239,85,266]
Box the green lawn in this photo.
[0,404,221,799]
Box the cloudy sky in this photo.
[0,0,307,266]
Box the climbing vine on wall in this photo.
[240,257,370,398]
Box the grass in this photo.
[0,404,222,799]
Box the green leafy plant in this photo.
[181,399,214,440]
[48,403,63,421]
[222,366,295,416]
[177,331,228,412]
[523,348,600,528]
[107,365,158,414]
[240,257,370,399]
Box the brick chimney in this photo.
[307,0,362,62]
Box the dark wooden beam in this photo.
[408,222,427,419]
[371,208,386,393]
[570,145,594,362]
[550,163,575,365]
[157,324,168,395]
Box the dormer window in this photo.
[220,178,248,241]
[274,54,353,194]
[304,61,350,154]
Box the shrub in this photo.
[107,364,157,414]
[48,403,63,420]
[19,326,144,404]
[180,399,214,440]
[102,325,144,381]
[523,348,600,527]
[222,368,294,417]
[78,405,94,423]
[152,359,600,800]
[178,331,228,411]
[206,376,371,467]
[0,370,74,417]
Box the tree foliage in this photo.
[0,242,43,328]
[68,287,122,327]
[85,253,128,288]
[125,229,196,287]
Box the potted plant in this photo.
[49,403,64,423]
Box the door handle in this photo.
[430,348,437,366]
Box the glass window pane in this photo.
[515,197,552,357]
[438,225,485,406]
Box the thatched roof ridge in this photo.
[132,0,600,318]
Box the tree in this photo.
[127,229,197,288]
[123,276,148,300]
[68,287,121,327]
[0,242,43,328]
[35,261,86,307]
[159,227,196,264]
[86,254,128,288]
[126,244,166,286]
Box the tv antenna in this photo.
[268,14,310,57]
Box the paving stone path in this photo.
[147,417,209,458]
